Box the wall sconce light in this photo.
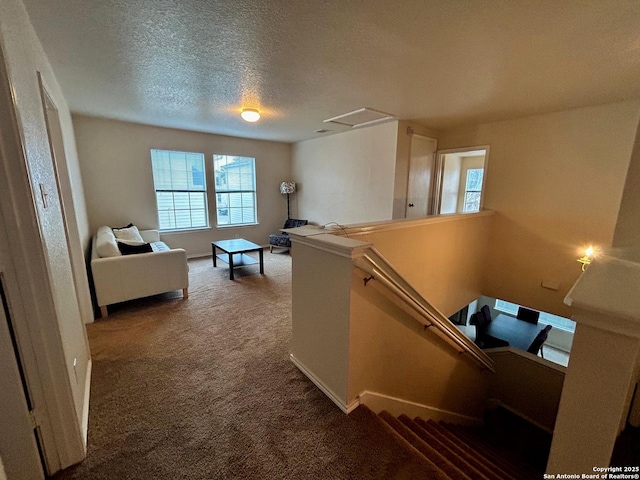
[577,246,594,271]
[241,108,260,122]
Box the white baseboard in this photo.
[187,252,212,259]
[81,358,92,450]
[358,390,483,426]
[289,354,359,414]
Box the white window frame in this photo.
[213,154,258,227]
[462,168,484,213]
[150,149,209,232]
[494,299,576,333]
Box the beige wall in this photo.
[0,0,91,470]
[439,101,640,317]
[349,271,491,419]
[73,115,291,256]
[290,241,353,406]
[289,228,491,418]
[613,119,640,261]
[348,213,494,317]
[291,121,399,226]
[487,349,565,432]
[548,321,640,473]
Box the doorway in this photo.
[433,147,489,215]
[406,133,438,218]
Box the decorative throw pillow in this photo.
[117,241,153,255]
[113,225,144,243]
[112,223,134,231]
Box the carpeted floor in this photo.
[54,253,446,479]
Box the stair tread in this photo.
[439,421,540,480]
[414,417,516,480]
[428,420,525,479]
[483,407,553,472]
[371,410,451,479]
[398,415,494,480]
[379,411,473,480]
[376,407,546,480]
[450,421,542,475]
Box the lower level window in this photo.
[495,299,576,332]
[213,155,257,226]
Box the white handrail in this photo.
[353,247,495,372]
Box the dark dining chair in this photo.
[527,325,552,357]
[480,305,493,324]
[517,306,540,325]
[470,311,509,349]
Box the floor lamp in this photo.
[280,181,296,219]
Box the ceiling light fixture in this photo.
[241,108,260,122]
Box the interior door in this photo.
[406,134,437,218]
[39,75,93,326]
[0,277,45,480]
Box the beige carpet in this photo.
[54,253,446,480]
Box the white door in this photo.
[0,281,44,480]
[406,135,438,218]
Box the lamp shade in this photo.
[280,181,296,194]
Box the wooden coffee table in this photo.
[211,239,264,280]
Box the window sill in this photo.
[216,223,259,229]
[159,226,212,235]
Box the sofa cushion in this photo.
[113,225,144,243]
[96,226,121,258]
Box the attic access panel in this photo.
[324,108,395,128]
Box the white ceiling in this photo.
[22,0,640,143]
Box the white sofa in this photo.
[90,226,189,317]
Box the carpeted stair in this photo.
[377,410,546,480]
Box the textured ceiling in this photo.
[21,0,640,143]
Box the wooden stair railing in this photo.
[353,246,494,372]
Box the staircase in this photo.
[377,408,551,480]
